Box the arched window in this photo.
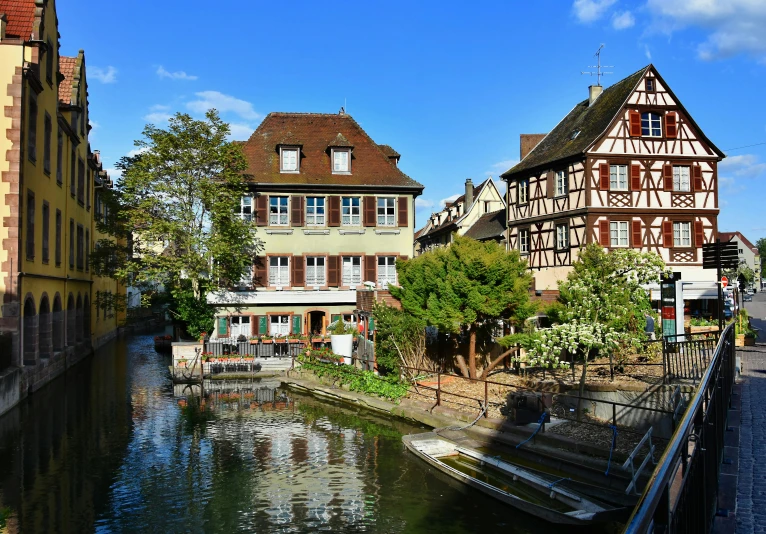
[75,295,83,342]
[39,296,52,358]
[23,296,37,365]
[67,294,76,346]
[52,295,64,351]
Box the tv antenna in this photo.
[581,44,613,86]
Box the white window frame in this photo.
[556,223,569,250]
[518,179,529,204]
[306,197,325,226]
[610,221,629,247]
[230,316,251,339]
[269,315,290,337]
[269,196,289,226]
[519,228,529,254]
[377,256,397,289]
[377,197,396,226]
[554,170,567,197]
[268,256,290,287]
[332,149,350,174]
[673,222,691,248]
[239,195,253,221]
[673,166,690,192]
[342,256,362,287]
[342,197,361,226]
[610,164,628,191]
[641,112,662,137]
[280,147,299,173]
[305,256,326,287]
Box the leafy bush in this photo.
[372,302,427,376]
[298,356,409,401]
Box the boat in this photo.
[403,433,630,525]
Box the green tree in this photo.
[390,236,534,380]
[757,238,766,278]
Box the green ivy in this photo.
[299,359,409,402]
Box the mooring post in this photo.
[436,371,441,407]
[484,379,488,418]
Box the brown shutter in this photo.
[397,196,408,227]
[629,111,641,137]
[255,195,268,226]
[632,220,642,248]
[662,221,673,247]
[254,256,267,287]
[251,317,260,336]
[693,165,702,191]
[694,221,704,247]
[665,112,677,139]
[599,164,609,190]
[630,164,641,191]
[663,165,673,191]
[292,255,304,286]
[599,220,610,247]
[328,196,340,226]
[327,255,339,286]
[363,196,376,227]
[290,195,303,227]
[364,255,376,283]
[546,171,554,198]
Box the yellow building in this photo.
[0,0,122,415]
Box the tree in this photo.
[390,236,535,380]
[757,238,766,278]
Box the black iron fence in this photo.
[663,332,719,383]
[623,323,736,534]
[203,339,319,359]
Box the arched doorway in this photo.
[307,310,327,336]
[67,293,76,347]
[83,295,91,346]
[38,296,52,358]
[23,296,37,365]
[75,295,83,342]
[52,295,64,352]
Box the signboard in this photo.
[702,242,740,270]
[661,272,684,340]
[721,276,728,288]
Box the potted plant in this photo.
[274,335,287,344]
[261,335,273,344]
[745,331,757,346]
[177,358,188,368]
[249,336,259,345]
[329,320,355,364]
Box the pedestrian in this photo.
[645,314,656,340]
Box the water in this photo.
[0,335,604,533]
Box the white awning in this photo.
[207,289,358,306]
[648,281,720,300]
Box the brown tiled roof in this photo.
[719,231,758,253]
[327,132,352,148]
[242,113,423,189]
[415,178,493,239]
[58,56,77,105]
[0,0,36,40]
[378,144,400,158]
[463,209,506,241]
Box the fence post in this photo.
[484,379,488,418]
[662,337,668,385]
[437,371,441,407]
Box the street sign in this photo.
[721,276,728,288]
[702,241,740,270]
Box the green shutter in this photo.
[258,315,268,335]
[218,317,227,336]
[331,314,341,324]
[292,315,301,335]
[369,317,375,332]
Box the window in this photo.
[280,147,299,172]
[556,223,569,250]
[230,316,251,338]
[70,148,76,196]
[610,164,628,191]
[43,113,52,174]
[739,248,744,254]
[519,228,529,254]
[673,166,690,192]
[641,112,662,137]
[268,256,290,287]
[77,158,85,204]
[306,256,326,286]
[42,202,50,263]
[646,78,655,92]
[610,221,629,247]
[238,265,253,288]
[342,256,361,286]
[377,256,397,288]
[28,96,37,162]
[85,229,89,272]
[45,39,53,83]
[554,170,567,196]
[673,222,691,247]
[518,179,529,204]
[26,190,35,260]
[269,315,290,337]
[269,196,288,226]
[332,149,350,173]
[239,195,253,221]
[377,197,396,226]
[56,130,63,185]
[86,170,91,210]
[69,219,74,269]
[342,197,360,226]
[76,225,84,270]
[55,209,61,266]
[306,197,325,226]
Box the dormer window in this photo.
[332,149,350,174]
[645,78,655,92]
[280,147,299,173]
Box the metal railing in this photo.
[204,338,319,358]
[623,323,736,534]
[662,332,719,383]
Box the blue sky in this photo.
[58,0,766,242]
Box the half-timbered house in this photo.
[502,65,724,295]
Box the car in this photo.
[744,294,753,302]
[746,288,754,296]
[724,306,734,319]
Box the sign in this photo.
[218,317,228,336]
[721,276,728,288]
[660,272,684,340]
[702,242,740,270]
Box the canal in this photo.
[0,335,610,533]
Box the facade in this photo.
[718,231,761,289]
[0,0,121,413]
[414,177,505,255]
[502,65,724,297]
[208,111,423,338]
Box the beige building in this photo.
[718,231,761,289]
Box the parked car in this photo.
[724,306,734,319]
[744,294,753,302]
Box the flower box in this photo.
[261,339,273,344]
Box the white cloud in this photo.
[156,65,198,81]
[612,10,635,29]
[228,123,255,140]
[719,154,766,177]
[486,159,518,177]
[143,112,172,124]
[187,91,260,121]
[150,104,170,111]
[104,167,122,181]
[644,44,652,60]
[415,198,434,209]
[89,66,117,84]
[127,147,150,157]
[573,0,617,22]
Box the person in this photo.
[645,314,656,340]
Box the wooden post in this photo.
[437,371,441,407]
[484,379,488,418]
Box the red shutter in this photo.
[632,220,642,248]
[694,221,704,247]
[693,165,702,191]
[290,196,303,227]
[546,171,554,198]
[630,164,641,191]
[662,221,673,247]
[254,256,267,287]
[599,220,610,247]
[252,316,261,336]
[629,111,641,137]
[364,255,376,283]
[665,112,677,139]
[292,255,304,286]
[255,195,268,226]
[328,196,340,227]
[327,256,339,286]
[397,196,408,227]
[363,196,376,227]
[663,165,673,191]
[599,164,609,190]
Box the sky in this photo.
[57,0,766,243]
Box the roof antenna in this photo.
[581,44,613,86]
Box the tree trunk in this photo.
[576,349,589,422]
[480,346,518,380]
[454,354,471,379]
[468,327,477,380]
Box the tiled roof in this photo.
[327,132,352,148]
[719,231,758,253]
[463,209,506,241]
[58,56,77,105]
[242,113,422,189]
[0,0,36,40]
[377,144,400,158]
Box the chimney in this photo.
[589,85,603,106]
[0,14,7,41]
[520,134,546,160]
[464,179,474,208]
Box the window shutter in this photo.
[630,164,641,191]
[327,255,339,286]
[250,316,259,336]
[255,195,268,226]
[292,315,302,335]
[397,196,408,227]
[291,196,303,227]
[292,255,304,286]
[218,317,228,337]
[662,221,673,247]
[694,221,704,247]
[364,255,376,283]
[599,164,609,190]
[258,315,268,335]
[363,196,376,227]
[663,165,673,191]
[629,111,641,137]
[599,220,610,247]
[546,171,554,198]
[328,196,340,226]
[254,256,267,287]
[665,112,677,139]
[693,165,702,191]
[632,220,642,248]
